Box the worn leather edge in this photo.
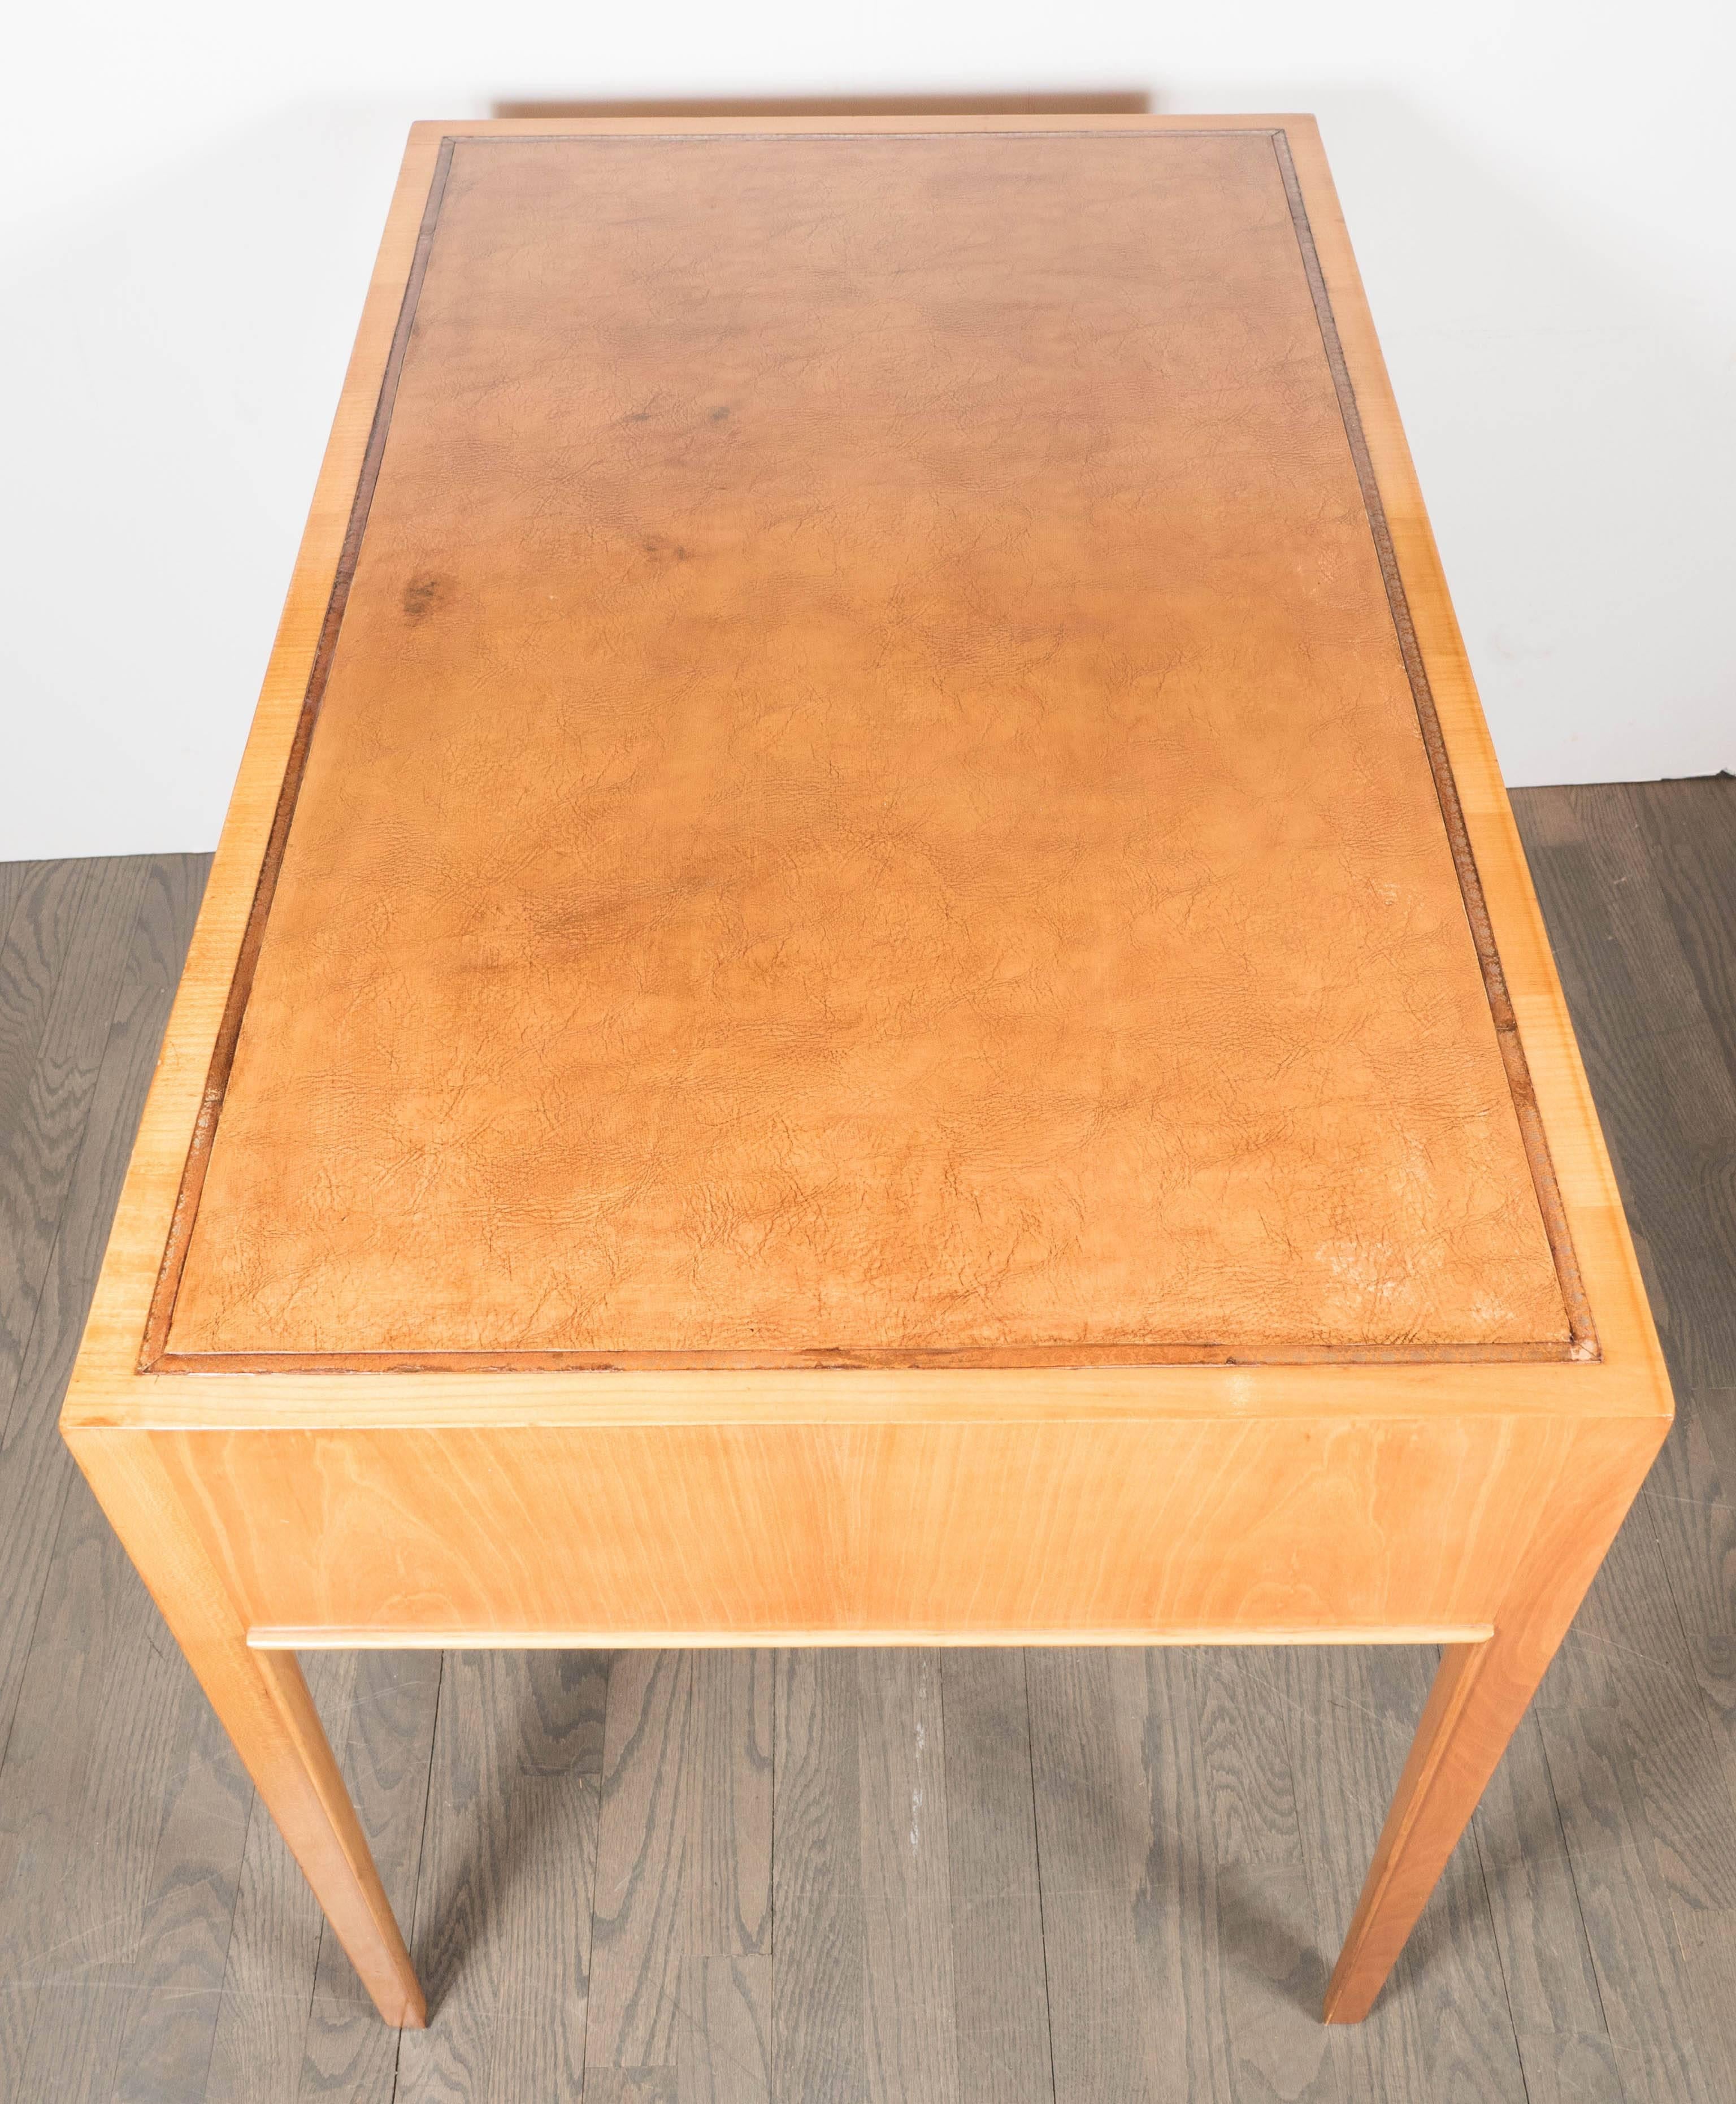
[1269,133,1592,1363]
[150,1341,1583,1374]
[137,138,457,1375]
[141,126,1588,1374]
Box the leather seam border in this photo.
[1268,129,1594,1363]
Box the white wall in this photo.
[3,2,1731,859]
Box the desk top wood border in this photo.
[63,114,1671,1437]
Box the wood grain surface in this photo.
[4,775,1734,2092]
[138,1412,1624,1647]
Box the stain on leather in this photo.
[400,572,446,622]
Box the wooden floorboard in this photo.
[1,790,1734,2099]
[939,1651,1053,2104]
[0,856,210,2103]
[202,1649,354,2104]
[0,857,150,1644]
[581,1645,769,2097]
[587,1650,698,2083]
[1517,780,1736,2101]
[1519,785,1736,1390]
[0,857,145,1418]
[1025,1647,1153,2102]
[769,1649,866,2102]
[0,859,201,1765]
[396,1651,602,2103]
[1628,780,1736,1108]
[855,1650,960,2104]
[1189,1645,1343,2104]
[296,1651,446,2103]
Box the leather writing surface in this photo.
[163,131,1575,1365]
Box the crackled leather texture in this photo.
[165,131,1572,1364]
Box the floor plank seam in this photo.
[1469,1810,1544,2104]
[393,1644,446,2096]
[1017,1650,1062,2104]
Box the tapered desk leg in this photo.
[64,1430,426,2029]
[1322,1633,1535,2024]
[1322,1413,1669,2024]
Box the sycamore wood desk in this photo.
[63,115,1671,2031]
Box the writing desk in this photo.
[63,115,1670,2030]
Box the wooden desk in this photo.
[62,115,1670,2032]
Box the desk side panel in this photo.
[133,1412,1659,1644]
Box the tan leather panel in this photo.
[165,131,1572,1363]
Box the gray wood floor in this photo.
[0,778,1733,2101]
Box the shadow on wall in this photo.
[1,88,1728,862]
